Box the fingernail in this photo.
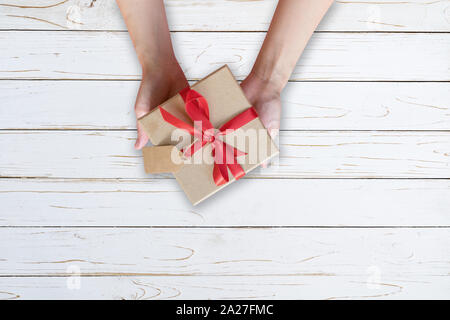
[270,128,279,138]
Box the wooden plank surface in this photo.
[1,32,449,80]
[0,0,449,32]
[1,275,449,300]
[1,81,449,130]
[1,131,449,179]
[0,228,448,276]
[1,178,448,226]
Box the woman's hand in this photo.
[242,0,334,138]
[240,72,282,139]
[116,0,187,149]
[134,61,188,149]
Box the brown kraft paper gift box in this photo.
[139,65,279,205]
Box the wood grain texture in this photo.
[1,275,449,300]
[0,0,449,32]
[1,32,449,80]
[1,131,449,179]
[0,228,448,278]
[1,178,449,227]
[1,81,449,130]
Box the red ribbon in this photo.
[159,88,258,186]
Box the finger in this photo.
[269,127,279,139]
[261,125,279,169]
[135,122,149,150]
[259,113,280,139]
[135,107,150,150]
[135,103,151,119]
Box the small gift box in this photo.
[139,65,279,205]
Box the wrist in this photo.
[141,56,182,79]
[140,58,188,99]
[248,67,286,95]
[250,59,289,94]
[140,49,179,75]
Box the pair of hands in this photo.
[134,62,281,150]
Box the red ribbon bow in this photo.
[159,88,258,186]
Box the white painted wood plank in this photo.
[0,0,449,32]
[1,275,448,300]
[1,32,448,80]
[0,228,448,279]
[1,178,449,226]
[1,81,449,130]
[1,131,449,178]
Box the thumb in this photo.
[269,127,279,140]
[261,122,279,169]
[135,121,149,150]
[266,120,280,146]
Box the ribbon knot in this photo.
[159,87,258,186]
[202,128,218,143]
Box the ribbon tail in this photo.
[229,144,246,157]
[213,163,229,186]
[213,140,246,186]
[212,140,229,186]
[227,162,245,181]
[222,140,246,159]
[183,139,208,158]
[223,142,246,181]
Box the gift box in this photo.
[139,65,279,205]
